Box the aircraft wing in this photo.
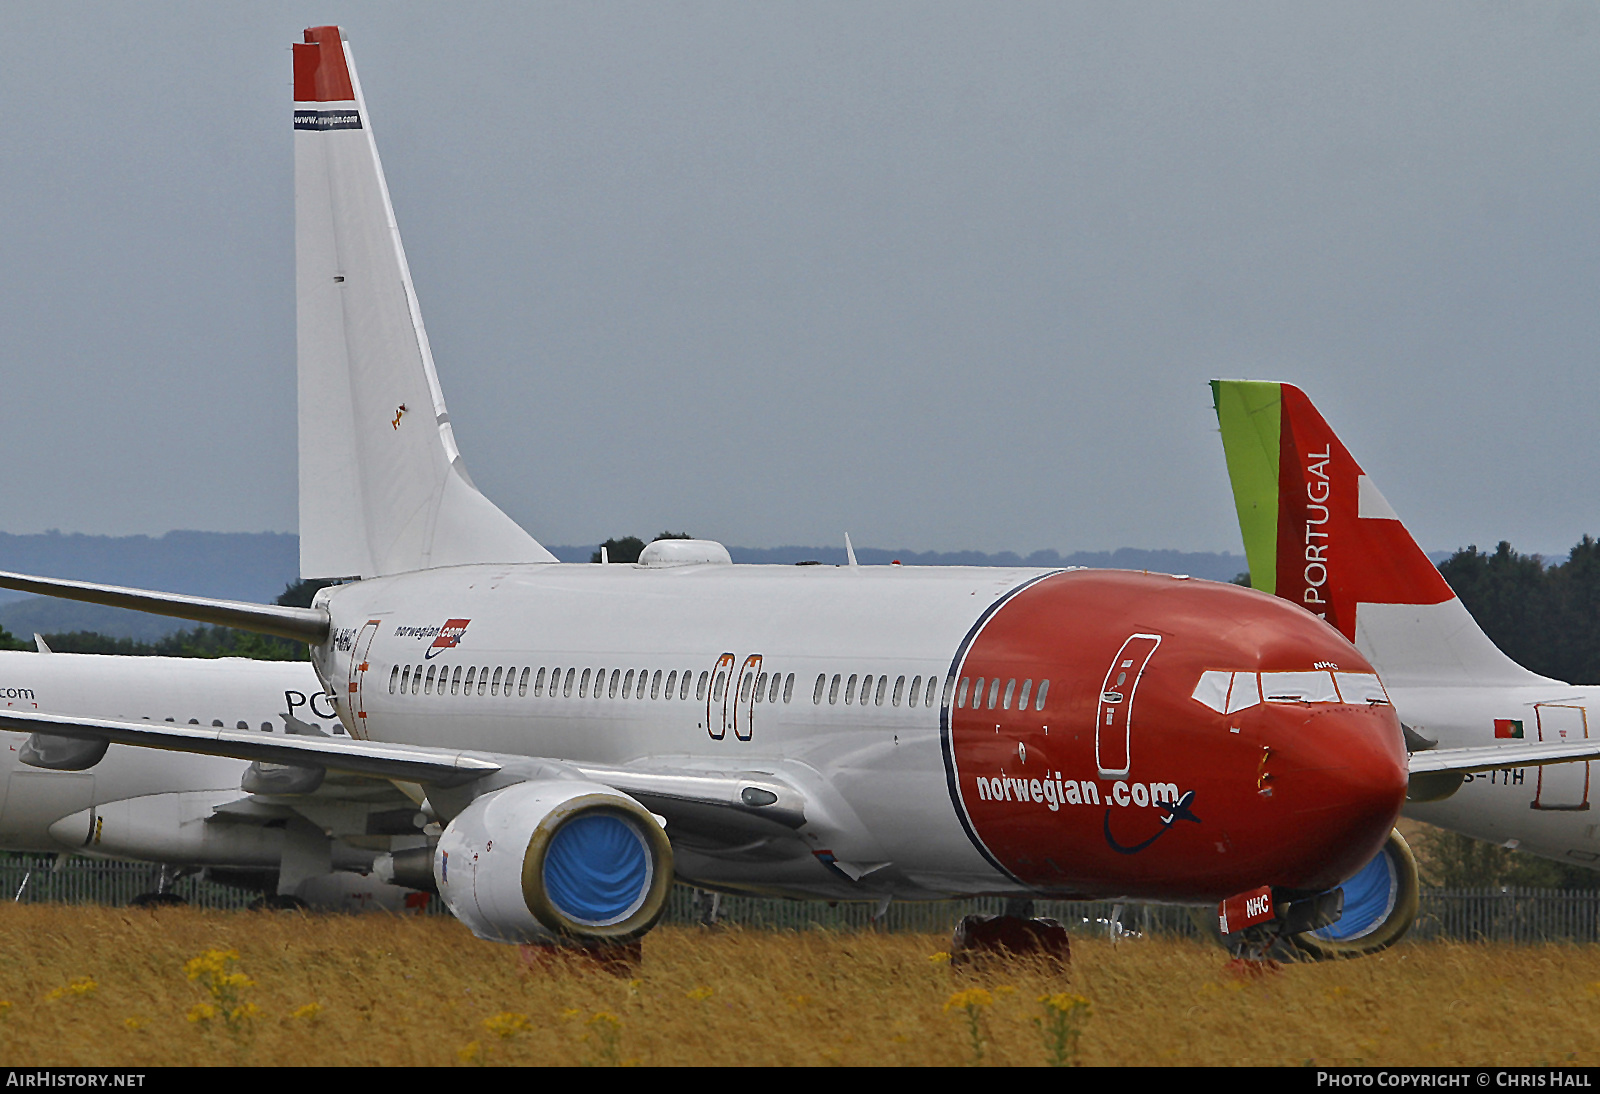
[0,710,807,844]
[1408,740,1600,775]
[0,710,499,786]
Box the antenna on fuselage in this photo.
[845,533,859,568]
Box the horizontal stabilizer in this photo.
[0,570,327,644]
[1408,739,1600,775]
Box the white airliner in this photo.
[1213,380,1600,904]
[0,645,429,909]
[0,28,1575,955]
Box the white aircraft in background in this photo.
[0,27,1571,957]
[0,642,429,910]
[1212,379,1600,934]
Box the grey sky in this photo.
[2,3,1596,558]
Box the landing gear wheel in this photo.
[128,892,187,909]
[248,894,311,912]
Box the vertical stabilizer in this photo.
[294,26,555,579]
[1211,380,1554,687]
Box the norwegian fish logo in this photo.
[425,619,471,659]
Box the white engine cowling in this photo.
[1291,828,1420,958]
[434,779,674,945]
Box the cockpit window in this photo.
[1260,671,1339,703]
[1333,672,1390,705]
[1192,669,1386,712]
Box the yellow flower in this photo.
[944,987,994,1012]
[1038,992,1090,1014]
[686,986,714,1002]
[290,1002,323,1022]
[928,951,952,964]
[46,977,98,1002]
[588,1011,622,1029]
[560,1007,582,1021]
[483,1011,532,1039]
[457,1040,483,1064]
[123,1017,144,1032]
[0,1001,12,1019]
[186,1003,216,1024]
[184,949,241,983]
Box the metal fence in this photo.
[5,855,1599,944]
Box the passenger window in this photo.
[413,666,423,694]
[189,719,200,725]
[212,720,224,727]
[814,674,827,705]
[987,678,1000,710]
[754,672,768,703]
[519,667,530,697]
[682,671,694,700]
[875,676,888,706]
[563,668,575,698]
[580,668,593,698]
[905,676,918,707]
[651,670,663,699]
[768,673,781,704]
[425,665,437,694]
[261,722,272,732]
[534,667,546,697]
[1018,679,1031,709]
[389,666,400,694]
[236,721,249,730]
[665,670,678,699]
[1035,680,1049,711]
[492,667,504,696]
[620,669,632,699]
[860,675,874,705]
[740,673,754,702]
[463,666,477,695]
[845,674,858,705]
[451,665,463,695]
[713,671,727,702]
[783,673,795,703]
[637,668,648,700]
[696,671,708,701]
[1003,678,1016,710]
[958,677,971,708]
[939,675,953,708]
[829,674,841,704]
[400,666,411,694]
[479,667,491,696]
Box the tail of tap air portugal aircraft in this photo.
[293,25,555,579]
[1209,379,1556,691]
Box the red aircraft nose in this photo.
[943,569,1406,902]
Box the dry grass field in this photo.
[0,903,1594,1067]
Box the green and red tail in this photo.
[1211,380,1553,687]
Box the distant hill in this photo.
[0,531,299,641]
[0,531,1245,640]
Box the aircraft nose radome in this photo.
[1267,705,1408,892]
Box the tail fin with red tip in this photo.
[294,26,555,579]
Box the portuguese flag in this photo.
[1494,719,1524,739]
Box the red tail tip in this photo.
[294,26,354,103]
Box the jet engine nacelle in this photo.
[434,779,674,945]
[1290,828,1420,959]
